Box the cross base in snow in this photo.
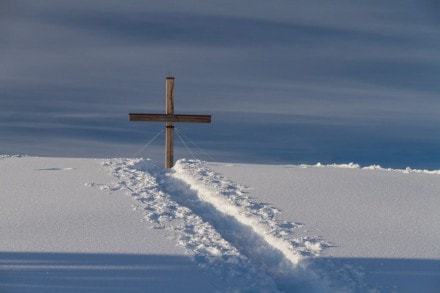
[129,77,211,168]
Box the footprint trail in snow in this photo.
[103,158,345,292]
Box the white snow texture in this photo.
[1,156,439,292]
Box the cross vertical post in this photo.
[129,76,211,169]
[165,77,174,169]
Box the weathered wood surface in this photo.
[129,76,211,168]
[165,77,175,169]
[129,114,211,123]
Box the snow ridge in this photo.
[0,155,28,160]
[296,162,440,175]
[104,158,332,292]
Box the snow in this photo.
[0,157,224,292]
[1,156,440,292]
[209,162,440,291]
[209,162,440,259]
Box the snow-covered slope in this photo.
[0,157,226,292]
[1,156,439,292]
[209,162,440,291]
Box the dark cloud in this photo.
[0,0,439,168]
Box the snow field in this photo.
[172,160,331,290]
[105,158,277,291]
[0,156,227,293]
[210,161,440,292]
[106,158,333,292]
[4,156,438,292]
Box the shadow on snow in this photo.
[0,252,216,293]
[1,252,439,292]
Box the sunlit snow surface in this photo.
[1,156,439,292]
[209,161,440,291]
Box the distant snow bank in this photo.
[296,162,440,175]
[3,154,439,174]
[0,155,28,159]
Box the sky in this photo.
[1,0,439,168]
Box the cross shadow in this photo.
[0,252,218,293]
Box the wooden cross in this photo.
[129,76,211,168]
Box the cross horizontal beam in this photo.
[129,113,211,123]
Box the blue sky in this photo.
[1,0,439,168]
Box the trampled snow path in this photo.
[105,158,341,292]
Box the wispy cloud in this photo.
[1,0,439,168]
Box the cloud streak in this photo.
[1,0,439,168]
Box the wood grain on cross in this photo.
[129,76,211,168]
